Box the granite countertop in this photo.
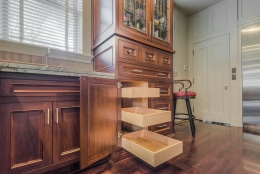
[0,62,115,79]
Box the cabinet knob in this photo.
[148,54,153,58]
[163,59,168,63]
[127,49,133,54]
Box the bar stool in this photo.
[173,79,196,137]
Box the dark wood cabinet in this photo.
[92,0,174,53]
[0,73,80,174]
[80,77,120,169]
[53,101,80,164]
[0,102,52,174]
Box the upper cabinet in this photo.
[92,0,174,53]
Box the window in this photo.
[0,0,82,54]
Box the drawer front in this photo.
[141,47,158,66]
[158,52,172,69]
[0,79,80,97]
[148,99,172,134]
[118,39,139,62]
[150,83,172,97]
[118,62,171,80]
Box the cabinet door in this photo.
[0,102,52,174]
[151,0,173,48]
[53,101,80,164]
[118,0,150,41]
[80,77,120,169]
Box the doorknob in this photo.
[224,85,228,89]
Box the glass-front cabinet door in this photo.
[118,0,173,49]
[152,0,170,43]
[124,0,147,33]
[119,0,150,40]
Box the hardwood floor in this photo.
[78,121,260,174]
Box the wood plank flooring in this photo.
[78,121,260,174]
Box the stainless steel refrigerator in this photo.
[242,22,260,124]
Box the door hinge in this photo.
[193,107,194,113]
[193,78,194,84]
[118,132,123,138]
[193,50,194,55]
[117,82,123,88]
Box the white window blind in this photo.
[0,0,82,54]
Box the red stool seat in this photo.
[174,91,196,98]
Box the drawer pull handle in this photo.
[157,73,166,76]
[132,69,143,73]
[127,49,133,54]
[163,59,168,63]
[160,90,168,93]
[157,124,168,129]
[56,108,59,123]
[158,107,168,110]
[47,109,50,125]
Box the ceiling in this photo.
[174,0,224,16]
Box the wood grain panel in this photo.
[94,37,116,73]
[0,79,80,97]
[9,102,52,173]
[53,101,80,164]
[80,77,119,170]
[0,51,45,65]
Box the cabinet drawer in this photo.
[158,52,172,69]
[150,83,172,97]
[118,39,139,62]
[141,46,158,66]
[0,79,80,96]
[118,62,171,80]
[149,98,172,134]
[122,129,182,167]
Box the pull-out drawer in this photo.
[121,107,171,127]
[122,129,183,167]
[118,62,171,80]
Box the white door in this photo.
[193,34,230,124]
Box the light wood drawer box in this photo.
[122,129,183,167]
[118,39,139,62]
[122,87,159,98]
[121,107,171,127]
[118,62,171,80]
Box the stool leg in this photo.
[173,98,177,131]
[185,98,196,137]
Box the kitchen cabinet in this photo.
[92,0,174,53]
[80,77,120,169]
[0,73,80,174]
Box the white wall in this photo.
[173,7,189,113]
[187,0,260,127]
